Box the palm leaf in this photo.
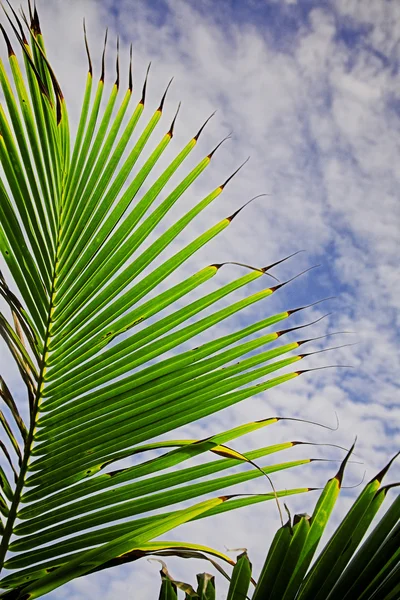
[0,4,340,597]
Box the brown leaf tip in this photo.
[193,110,216,141]
[27,0,34,22]
[207,132,231,159]
[0,24,15,56]
[32,4,41,35]
[10,1,29,44]
[83,19,93,75]
[219,156,250,190]
[226,194,267,222]
[261,250,305,273]
[158,76,173,112]
[335,438,356,485]
[129,43,133,90]
[115,36,120,87]
[140,61,151,105]
[293,513,311,525]
[374,451,400,484]
[100,28,108,82]
[167,101,181,137]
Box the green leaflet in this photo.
[50,205,229,358]
[21,438,294,507]
[35,342,297,445]
[3,489,310,591]
[11,474,309,557]
[332,492,400,600]
[18,459,309,547]
[0,114,52,288]
[21,418,283,524]
[272,516,311,600]
[0,541,231,592]
[0,466,13,503]
[252,519,292,600]
[57,96,149,266]
[57,127,196,313]
[0,52,55,240]
[43,269,264,383]
[59,74,107,235]
[0,313,38,379]
[32,355,301,464]
[42,288,283,410]
[0,57,56,248]
[159,577,178,600]
[196,573,216,600]
[0,410,22,466]
[10,497,227,599]
[26,371,300,490]
[53,138,210,324]
[226,552,252,600]
[0,228,46,338]
[296,458,379,599]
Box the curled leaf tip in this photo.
[276,312,330,338]
[168,101,181,137]
[226,193,267,222]
[207,132,232,159]
[219,156,250,190]
[284,503,292,523]
[158,76,174,111]
[140,61,151,104]
[341,469,366,489]
[193,110,216,141]
[217,261,264,274]
[83,19,92,75]
[279,414,340,432]
[379,481,400,495]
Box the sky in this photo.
[1,0,399,598]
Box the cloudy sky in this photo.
[1,0,399,598]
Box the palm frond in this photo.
[0,4,342,597]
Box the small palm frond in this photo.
[0,4,341,597]
[153,453,400,600]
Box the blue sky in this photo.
[1,0,399,598]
